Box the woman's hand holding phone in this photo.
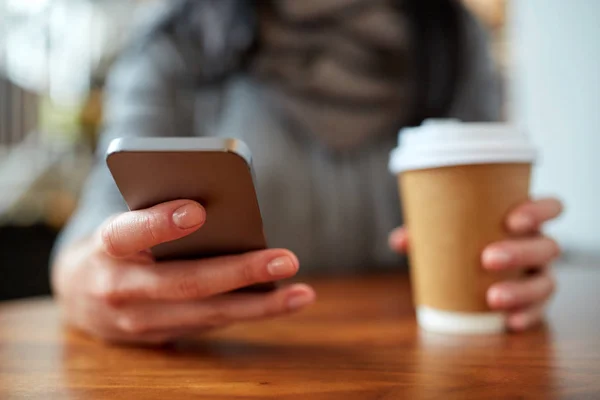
[52,199,316,345]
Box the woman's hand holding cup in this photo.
[389,197,563,332]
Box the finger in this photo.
[115,284,316,334]
[96,249,300,302]
[506,304,546,332]
[507,198,564,234]
[487,269,556,310]
[482,236,561,271]
[388,227,409,253]
[99,200,206,258]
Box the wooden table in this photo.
[1,266,599,399]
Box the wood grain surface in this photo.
[1,266,599,399]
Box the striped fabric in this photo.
[252,0,416,149]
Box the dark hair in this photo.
[400,0,464,125]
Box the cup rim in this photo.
[389,120,537,173]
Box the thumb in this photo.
[98,200,205,258]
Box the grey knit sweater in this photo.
[55,0,501,274]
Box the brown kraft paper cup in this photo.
[389,120,537,334]
[400,163,531,312]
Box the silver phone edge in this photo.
[106,137,253,167]
[105,137,260,212]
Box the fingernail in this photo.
[172,203,205,229]
[483,248,513,268]
[510,213,535,232]
[287,292,315,311]
[488,288,514,307]
[267,256,297,277]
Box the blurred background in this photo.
[0,0,598,301]
[0,0,146,300]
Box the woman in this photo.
[52,0,562,344]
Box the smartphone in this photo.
[106,137,273,291]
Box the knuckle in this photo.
[175,276,208,299]
[204,306,229,328]
[510,244,525,265]
[100,219,120,257]
[263,299,284,318]
[143,212,162,242]
[90,266,121,304]
[548,239,562,259]
[241,256,260,284]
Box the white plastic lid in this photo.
[389,119,537,173]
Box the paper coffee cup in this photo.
[389,120,537,334]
